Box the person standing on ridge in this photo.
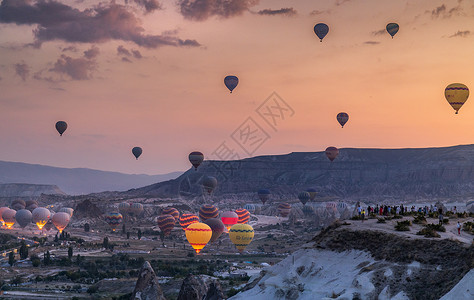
[456,221,461,235]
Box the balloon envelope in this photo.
[229,224,254,253]
[0,207,9,226]
[189,152,204,170]
[224,75,239,93]
[105,212,123,231]
[235,208,250,224]
[55,121,67,136]
[52,212,70,233]
[386,23,399,38]
[185,222,212,254]
[199,204,219,222]
[203,218,225,242]
[118,202,130,215]
[244,204,256,214]
[202,176,217,195]
[179,213,199,230]
[337,112,349,128]
[277,203,291,217]
[221,211,239,231]
[130,203,144,216]
[32,207,51,230]
[132,147,142,159]
[306,188,317,201]
[298,191,311,205]
[161,207,179,221]
[258,189,271,204]
[157,214,175,236]
[15,209,32,229]
[445,83,469,114]
[59,207,74,217]
[2,209,16,229]
[314,23,329,41]
[325,146,339,162]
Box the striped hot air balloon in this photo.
[105,212,123,231]
[179,213,199,230]
[185,222,212,254]
[445,83,469,114]
[221,211,238,231]
[235,208,250,224]
[118,202,130,215]
[229,224,254,253]
[161,207,179,221]
[244,204,255,214]
[277,203,291,217]
[130,203,144,216]
[199,204,219,221]
[189,151,204,170]
[157,214,175,236]
[203,218,225,242]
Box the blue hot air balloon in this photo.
[386,23,399,38]
[224,75,239,93]
[314,23,329,42]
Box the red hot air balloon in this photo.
[157,214,176,236]
[179,213,199,230]
[325,147,339,162]
[221,211,238,231]
[235,208,250,224]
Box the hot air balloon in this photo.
[52,212,70,233]
[15,209,32,229]
[306,188,317,201]
[44,219,54,231]
[59,207,74,217]
[258,189,271,205]
[235,208,250,224]
[161,207,179,221]
[325,146,339,162]
[244,204,256,214]
[32,207,51,230]
[55,121,67,136]
[229,224,254,253]
[314,23,329,42]
[157,214,175,236]
[298,191,311,205]
[445,83,469,114]
[11,199,26,211]
[185,222,212,254]
[337,202,348,213]
[199,204,219,222]
[277,203,291,217]
[189,152,204,170]
[0,207,9,226]
[326,202,337,214]
[118,202,130,215]
[130,203,144,216]
[224,75,239,93]
[302,205,314,215]
[132,147,142,160]
[179,213,199,230]
[105,212,123,231]
[221,211,239,231]
[202,176,217,195]
[2,209,16,229]
[203,218,225,242]
[337,112,349,128]
[386,23,399,38]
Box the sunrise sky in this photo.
[0,0,473,174]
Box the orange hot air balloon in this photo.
[185,222,212,254]
[325,146,339,162]
[32,207,51,230]
[277,203,291,217]
[157,214,176,236]
[179,213,199,230]
[2,209,16,229]
[199,204,219,221]
[221,211,238,231]
[235,208,250,224]
[161,207,179,221]
[52,212,70,233]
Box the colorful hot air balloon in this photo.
[0,207,9,226]
[337,202,348,213]
[224,75,239,93]
[445,83,469,114]
[59,207,74,217]
[161,207,179,221]
[258,189,271,205]
[298,191,311,205]
[199,204,219,222]
[189,151,204,170]
[203,218,225,242]
[52,212,70,233]
[105,212,123,231]
[55,121,67,136]
[386,23,399,38]
[325,146,339,162]
[185,222,212,254]
[32,207,51,230]
[2,209,16,229]
[314,23,329,42]
[306,188,317,201]
[229,223,254,253]
[244,204,256,214]
[337,112,349,128]
[221,211,238,231]
[15,209,32,229]
[235,208,250,224]
[118,202,130,215]
[130,203,144,216]
[157,214,176,236]
[202,176,217,195]
[179,213,199,230]
[277,203,291,217]
[132,147,142,160]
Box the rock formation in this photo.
[131,261,166,300]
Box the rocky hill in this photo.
[0,183,65,198]
[124,144,474,202]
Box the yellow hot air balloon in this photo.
[185,222,212,254]
[229,224,254,253]
[445,83,469,114]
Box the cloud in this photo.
[62,46,78,52]
[335,0,352,6]
[117,45,131,56]
[131,49,142,59]
[429,2,463,18]
[309,10,326,16]
[49,54,97,80]
[83,46,99,59]
[0,0,200,48]
[15,62,29,81]
[117,45,142,60]
[122,57,133,63]
[372,29,386,36]
[364,41,380,45]
[125,0,162,13]
[257,8,297,16]
[177,0,259,21]
[449,30,471,38]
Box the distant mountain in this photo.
[0,183,65,198]
[0,161,182,195]
[124,144,474,202]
